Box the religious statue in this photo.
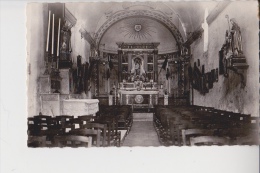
[134,59,141,75]
[229,18,243,56]
[60,35,68,53]
[221,16,248,88]
[60,21,72,62]
[131,57,145,76]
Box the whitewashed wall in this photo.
[191,1,259,116]
[27,3,48,117]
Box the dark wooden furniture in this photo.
[79,123,107,147]
[69,129,101,147]
[27,136,47,147]
[190,136,230,146]
[54,135,92,148]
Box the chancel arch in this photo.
[94,10,184,51]
[99,17,178,54]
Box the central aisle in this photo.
[122,113,161,147]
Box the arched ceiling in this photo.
[99,17,178,54]
[65,1,219,52]
[95,9,184,50]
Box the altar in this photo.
[40,93,99,116]
[118,89,159,107]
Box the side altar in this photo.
[39,93,99,116]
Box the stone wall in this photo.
[190,1,259,116]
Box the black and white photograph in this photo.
[0,0,259,173]
[26,1,259,148]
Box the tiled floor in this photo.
[122,118,161,147]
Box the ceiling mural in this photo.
[120,18,156,40]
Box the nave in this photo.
[122,114,161,147]
[27,105,259,147]
[26,2,259,148]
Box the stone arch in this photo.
[94,10,184,50]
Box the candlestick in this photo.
[52,14,54,55]
[40,95,43,113]
[46,10,51,52]
[57,58,59,69]
[57,18,60,57]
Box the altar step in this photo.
[132,105,155,113]
[133,113,153,121]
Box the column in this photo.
[153,49,158,82]
[107,78,110,94]
[144,53,148,72]
[114,89,117,105]
[58,94,61,115]
[40,95,43,113]
[120,92,123,104]
[128,52,132,73]
[109,95,113,105]
[149,94,153,105]
[126,94,129,105]
[168,78,171,95]
[167,57,171,95]
[166,79,168,94]
[164,94,168,105]
[118,50,123,82]
[155,94,158,105]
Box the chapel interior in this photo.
[27,2,259,147]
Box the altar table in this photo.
[118,90,159,106]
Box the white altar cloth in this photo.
[62,99,99,116]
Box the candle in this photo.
[52,14,54,54]
[57,18,60,57]
[46,10,51,52]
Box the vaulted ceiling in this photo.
[65,2,219,53]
